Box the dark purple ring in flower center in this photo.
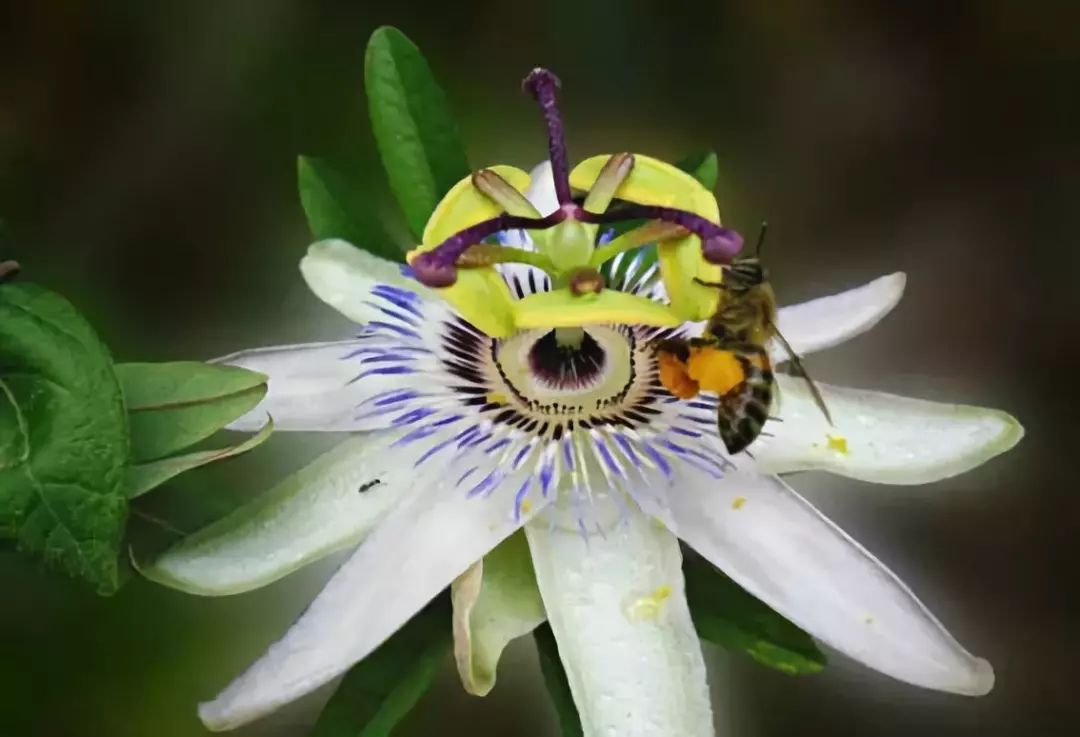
[527,329,606,390]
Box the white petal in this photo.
[525,160,559,216]
[300,239,432,324]
[770,272,907,361]
[198,467,551,731]
[755,376,1023,484]
[216,341,423,432]
[141,436,399,595]
[451,531,546,696]
[525,501,714,737]
[645,463,994,696]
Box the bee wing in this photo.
[769,321,833,425]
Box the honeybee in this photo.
[653,225,831,454]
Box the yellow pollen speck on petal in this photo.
[731,496,747,510]
[686,347,745,395]
[486,391,508,405]
[827,434,849,454]
[865,615,875,625]
[520,499,532,515]
[625,585,673,622]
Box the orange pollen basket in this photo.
[657,352,700,400]
[686,346,746,395]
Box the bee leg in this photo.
[692,277,725,289]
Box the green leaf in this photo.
[298,155,405,262]
[683,549,826,675]
[0,283,129,593]
[365,26,470,239]
[674,151,719,192]
[311,593,451,737]
[115,362,267,462]
[534,622,584,737]
[603,150,720,287]
[126,419,273,498]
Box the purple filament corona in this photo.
[410,68,745,288]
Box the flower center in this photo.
[483,322,637,431]
[526,329,606,390]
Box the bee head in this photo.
[722,258,766,291]
[720,221,768,290]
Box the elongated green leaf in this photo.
[603,150,719,286]
[534,622,584,737]
[365,26,470,238]
[298,156,404,262]
[115,362,267,462]
[0,283,129,593]
[126,419,273,498]
[311,593,451,737]
[683,548,825,675]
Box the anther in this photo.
[472,169,540,217]
[583,153,635,215]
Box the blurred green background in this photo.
[1,1,1077,735]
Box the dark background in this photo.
[1,1,1077,735]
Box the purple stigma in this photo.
[407,68,747,291]
[411,252,458,288]
[411,211,567,288]
[523,68,572,206]
[580,205,744,264]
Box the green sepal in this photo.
[126,419,273,499]
[115,362,267,462]
[297,155,405,263]
[534,622,584,737]
[365,26,470,239]
[683,547,826,675]
[310,592,452,737]
[0,282,129,594]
